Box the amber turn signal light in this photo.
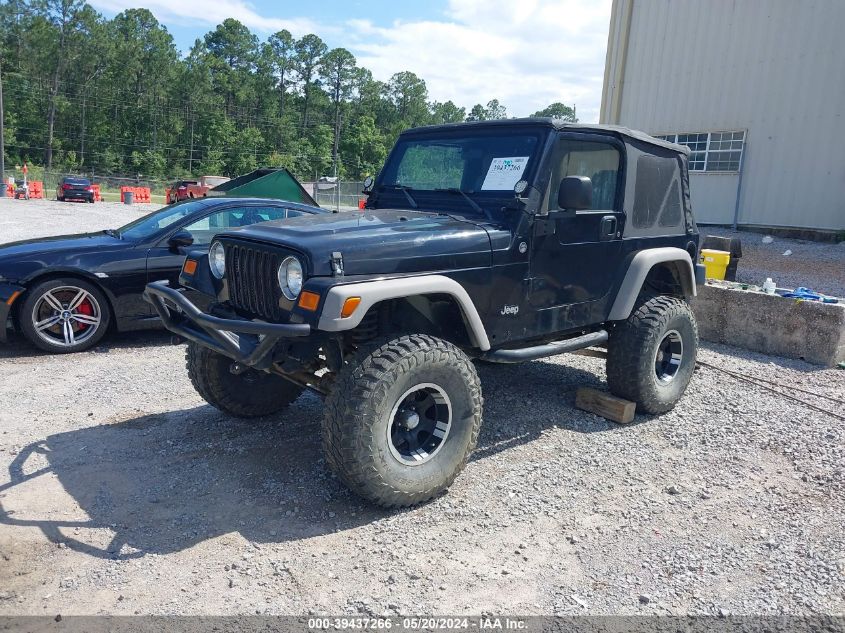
[5,290,21,306]
[341,296,362,318]
[298,290,321,312]
[182,259,198,275]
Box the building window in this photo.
[654,131,745,172]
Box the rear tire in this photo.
[186,342,304,418]
[606,295,698,414]
[322,334,483,507]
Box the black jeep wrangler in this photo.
[145,119,705,508]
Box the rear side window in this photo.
[552,139,620,210]
[632,156,683,228]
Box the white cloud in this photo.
[345,0,612,121]
[88,0,323,37]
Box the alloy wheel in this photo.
[654,329,684,383]
[31,286,102,348]
[387,383,452,465]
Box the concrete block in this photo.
[691,284,845,366]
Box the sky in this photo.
[86,0,613,123]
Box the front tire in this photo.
[19,278,111,353]
[606,295,698,414]
[186,342,304,418]
[322,334,483,508]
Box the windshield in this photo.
[117,200,207,240]
[381,131,543,193]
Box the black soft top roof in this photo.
[402,117,689,156]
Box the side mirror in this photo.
[168,230,194,251]
[557,176,592,211]
[362,175,374,192]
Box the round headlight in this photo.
[209,241,226,279]
[278,256,303,300]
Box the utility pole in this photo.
[188,110,195,175]
[0,57,5,197]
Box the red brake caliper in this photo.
[76,299,94,330]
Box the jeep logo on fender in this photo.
[500,304,519,316]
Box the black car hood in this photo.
[222,209,494,276]
[0,232,128,260]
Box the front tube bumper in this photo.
[143,280,310,369]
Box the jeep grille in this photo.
[224,241,285,321]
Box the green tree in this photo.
[430,101,466,124]
[466,103,486,121]
[319,47,356,175]
[293,34,327,133]
[263,29,295,117]
[531,102,577,121]
[484,99,507,120]
[388,71,428,130]
[30,0,91,169]
[201,19,258,115]
[340,115,387,179]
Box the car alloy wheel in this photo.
[387,383,453,465]
[31,285,102,348]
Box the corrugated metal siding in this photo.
[603,0,845,230]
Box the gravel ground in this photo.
[0,197,161,243]
[0,332,842,616]
[0,198,843,617]
[703,227,845,298]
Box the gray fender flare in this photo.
[317,274,491,351]
[607,247,697,321]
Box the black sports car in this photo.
[0,197,324,353]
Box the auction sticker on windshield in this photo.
[481,156,529,190]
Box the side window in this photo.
[632,156,683,229]
[553,139,621,210]
[180,206,290,246]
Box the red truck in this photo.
[166,175,229,204]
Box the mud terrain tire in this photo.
[186,342,303,418]
[323,334,483,508]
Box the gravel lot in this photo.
[0,197,162,243]
[0,198,843,617]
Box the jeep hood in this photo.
[223,209,493,276]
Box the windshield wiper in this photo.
[382,184,418,209]
[103,229,120,238]
[434,188,492,221]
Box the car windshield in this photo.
[380,130,543,196]
[65,178,90,186]
[117,200,207,240]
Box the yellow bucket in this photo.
[700,249,731,280]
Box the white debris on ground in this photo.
[704,226,845,298]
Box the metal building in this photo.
[600,0,845,233]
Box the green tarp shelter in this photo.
[208,168,318,207]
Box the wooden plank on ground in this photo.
[575,387,636,424]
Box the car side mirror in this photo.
[362,175,374,192]
[557,176,593,211]
[168,230,194,252]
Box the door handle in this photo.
[600,215,617,241]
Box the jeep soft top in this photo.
[145,118,705,507]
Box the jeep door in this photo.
[528,133,625,331]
